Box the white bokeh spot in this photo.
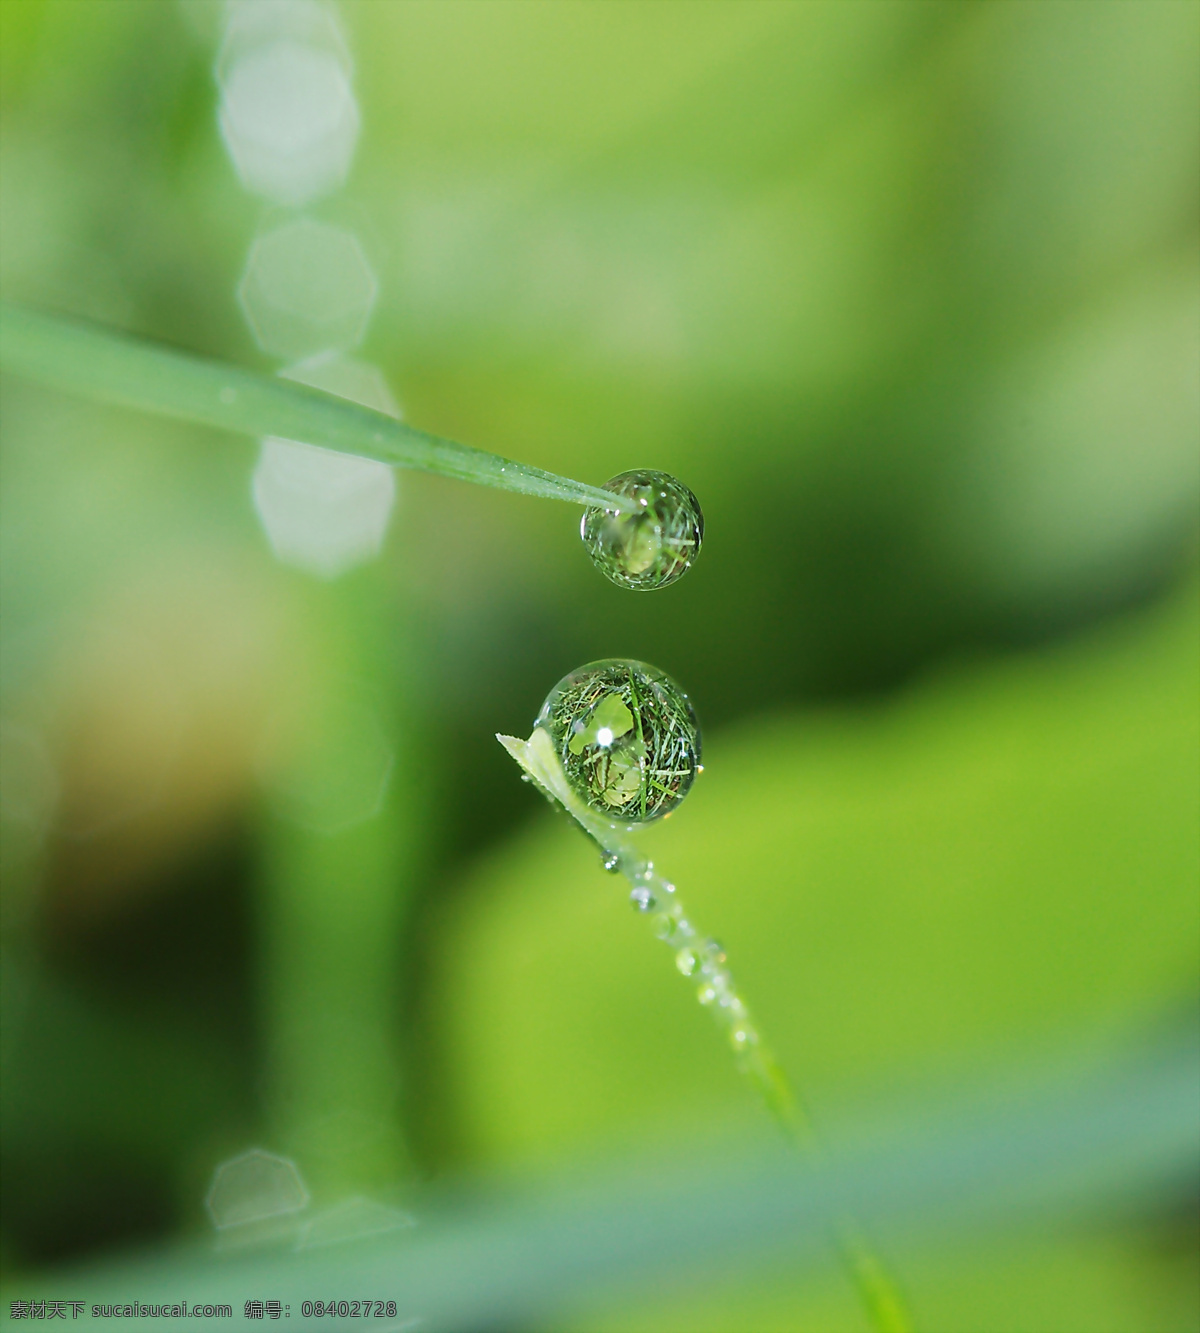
[218,33,358,207]
[205,1148,309,1230]
[238,218,377,361]
[252,352,399,580]
[217,0,351,81]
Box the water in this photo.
[580,469,703,590]
[675,947,699,977]
[535,659,700,825]
[497,689,910,1332]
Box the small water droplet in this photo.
[601,851,620,872]
[629,886,656,912]
[729,1026,757,1051]
[676,947,699,977]
[707,973,733,1001]
[697,982,718,1005]
[672,917,696,944]
[702,938,726,966]
[580,470,703,591]
[537,659,700,825]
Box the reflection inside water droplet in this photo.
[536,659,700,826]
[580,470,703,590]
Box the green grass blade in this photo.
[0,302,632,511]
[10,1027,1196,1330]
[498,726,912,1332]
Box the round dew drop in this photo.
[581,470,703,590]
[629,886,656,912]
[676,947,700,977]
[536,659,701,826]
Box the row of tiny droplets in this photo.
[212,0,399,578]
[605,845,765,1064]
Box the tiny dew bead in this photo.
[581,470,703,590]
[536,658,700,825]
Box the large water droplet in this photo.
[536,659,700,825]
[581,470,703,590]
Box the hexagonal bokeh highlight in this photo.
[252,352,398,580]
[239,218,377,362]
[205,1149,309,1230]
[217,0,351,83]
[217,25,358,207]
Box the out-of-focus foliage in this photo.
[0,1,1196,1327]
[10,1026,1197,1332]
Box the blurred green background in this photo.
[0,2,1197,1329]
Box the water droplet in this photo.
[676,947,699,977]
[601,851,620,872]
[668,919,696,951]
[702,938,726,966]
[536,660,700,825]
[697,982,718,1005]
[729,1026,758,1051]
[707,973,733,1002]
[581,470,703,590]
[630,886,656,912]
